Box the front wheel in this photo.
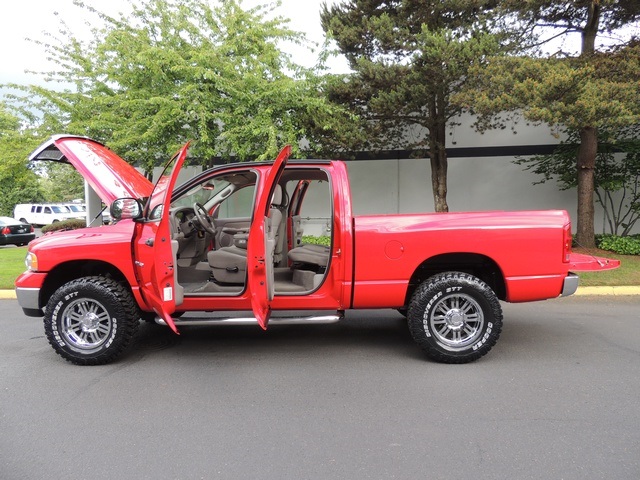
[407,272,503,364]
[44,276,140,365]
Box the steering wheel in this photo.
[193,203,216,235]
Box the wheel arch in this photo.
[404,253,506,305]
[39,260,133,310]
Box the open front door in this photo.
[247,145,291,329]
[134,143,190,334]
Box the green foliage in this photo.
[456,46,640,133]
[0,104,46,216]
[3,0,353,172]
[41,218,87,233]
[301,235,331,247]
[596,234,640,256]
[38,163,85,203]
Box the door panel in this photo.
[134,143,190,334]
[212,218,251,249]
[247,145,291,329]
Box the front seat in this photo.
[208,185,283,284]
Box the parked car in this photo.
[65,202,112,225]
[64,203,86,216]
[0,217,35,246]
[13,203,78,226]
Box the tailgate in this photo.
[569,253,620,271]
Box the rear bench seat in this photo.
[287,244,330,268]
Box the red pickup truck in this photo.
[15,136,618,365]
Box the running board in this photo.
[155,312,344,327]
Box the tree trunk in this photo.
[575,126,597,247]
[430,150,449,212]
[429,121,449,213]
[573,1,600,248]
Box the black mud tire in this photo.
[44,276,140,365]
[407,272,503,364]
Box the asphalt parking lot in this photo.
[1,296,639,480]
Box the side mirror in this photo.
[110,198,143,221]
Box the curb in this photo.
[2,287,640,300]
[0,290,16,299]
[574,286,640,296]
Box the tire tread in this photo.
[44,276,140,365]
[407,272,503,364]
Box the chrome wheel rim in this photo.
[60,297,113,353]
[427,293,484,351]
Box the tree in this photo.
[3,0,353,173]
[0,104,45,216]
[320,0,509,212]
[38,162,85,203]
[454,1,640,247]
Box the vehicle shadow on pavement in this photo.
[130,311,423,364]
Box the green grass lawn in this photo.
[0,247,27,289]
[0,245,637,290]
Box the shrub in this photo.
[41,219,87,234]
[596,234,640,255]
[301,235,331,247]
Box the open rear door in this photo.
[134,143,190,334]
[247,145,291,329]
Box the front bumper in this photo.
[15,271,46,317]
[15,287,43,316]
[561,273,579,297]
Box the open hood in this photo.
[29,135,153,204]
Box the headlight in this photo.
[25,252,38,271]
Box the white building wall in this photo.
[344,156,592,231]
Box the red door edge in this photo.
[247,145,292,329]
[137,142,190,334]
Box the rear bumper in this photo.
[561,273,579,297]
[0,233,35,245]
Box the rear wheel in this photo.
[44,276,140,365]
[407,272,502,364]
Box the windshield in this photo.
[171,172,257,217]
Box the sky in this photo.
[0,0,348,86]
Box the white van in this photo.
[64,202,113,225]
[13,203,78,226]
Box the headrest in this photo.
[271,184,283,206]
